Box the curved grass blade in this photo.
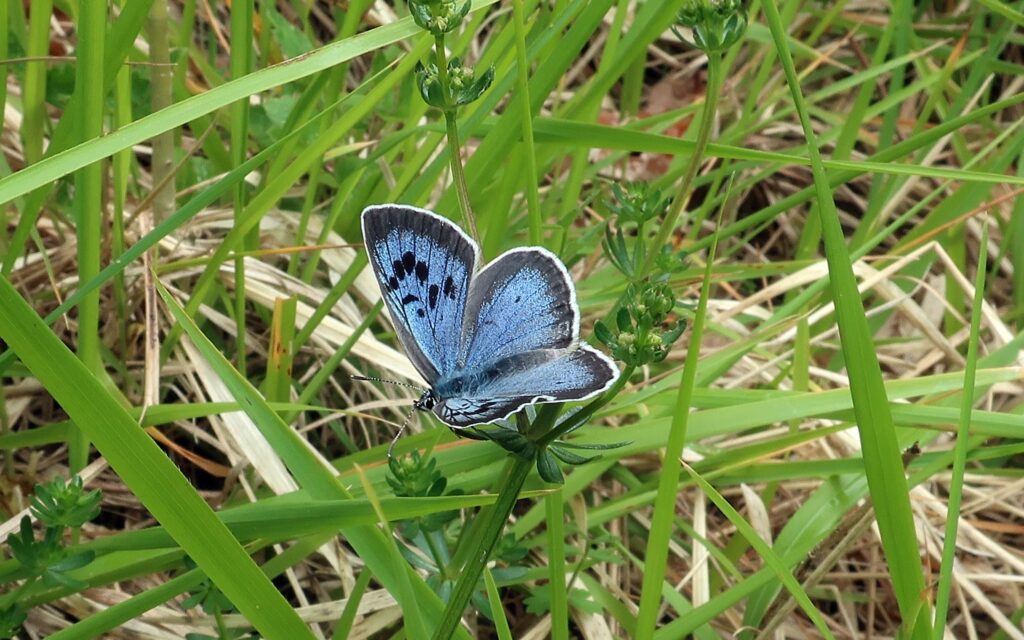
[0,276,315,639]
[0,0,500,208]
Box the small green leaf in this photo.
[548,445,597,465]
[536,450,564,484]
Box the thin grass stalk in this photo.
[71,0,107,476]
[546,486,568,640]
[1014,148,1024,327]
[1,5,50,272]
[640,51,722,278]
[333,569,373,640]
[0,0,8,177]
[46,569,205,640]
[148,0,175,222]
[432,456,533,640]
[512,0,542,246]
[354,467,429,639]
[434,36,481,243]
[555,0,629,250]
[231,0,254,369]
[288,301,383,422]
[483,568,514,640]
[634,218,721,639]
[932,224,988,636]
[21,0,51,165]
[111,65,133,357]
[294,253,369,351]
[682,462,836,639]
[761,0,930,634]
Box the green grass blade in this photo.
[636,215,722,638]
[682,463,835,639]
[70,0,107,475]
[484,568,514,640]
[530,118,1024,186]
[933,224,989,636]
[154,278,469,638]
[762,0,929,633]
[0,277,316,639]
[0,0,500,208]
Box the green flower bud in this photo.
[674,0,748,52]
[415,61,446,109]
[409,0,471,36]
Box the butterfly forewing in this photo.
[458,248,577,371]
[361,205,478,383]
[434,346,618,428]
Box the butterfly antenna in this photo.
[387,406,419,461]
[351,375,425,392]
[352,375,424,460]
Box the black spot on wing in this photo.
[443,276,456,299]
[402,251,416,274]
[415,260,429,283]
[428,284,439,309]
[417,309,426,317]
[393,260,406,280]
[388,276,400,291]
[401,294,418,305]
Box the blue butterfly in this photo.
[361,204,619,429]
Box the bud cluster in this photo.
[416,59,495,111]
[409,0,471,36]
[674,0,748,53]
[595,282,685,367]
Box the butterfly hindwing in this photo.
[361,205,478,383]
[458,247,577,371]
[433,346,618,428]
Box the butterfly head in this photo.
[413,389,437,413]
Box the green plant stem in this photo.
[71,0,107,478]
[640,51,722,277]
[432,456,532,640]
[511,0,542,246]
[933,225,988,637]
[214,607,229,640]
[434,34,480,244]
[634,222,721,639]
[0,575,38,611]
[546,486,568,640]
